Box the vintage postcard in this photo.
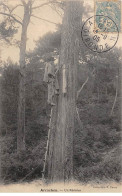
[0,0,122,193]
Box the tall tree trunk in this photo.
[47,1,82,182]
[17,2,31,153]
[0,77,2,183]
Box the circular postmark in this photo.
[81,15,119,53]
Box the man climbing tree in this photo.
[43,57,59,106]
[47,1,82,182]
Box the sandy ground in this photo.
[0,180,122,193]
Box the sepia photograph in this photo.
[0,0,122,192]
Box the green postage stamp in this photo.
[95,0,121,32]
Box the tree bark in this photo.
[47,1,82,182]
[0,76,2,183]
[17,1,31,153]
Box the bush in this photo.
[2,147,44,183]
[75,146,121,182]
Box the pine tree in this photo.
[47,1,82,182]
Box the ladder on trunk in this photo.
[42,106,53,180]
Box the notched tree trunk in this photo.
[47,1,82,182]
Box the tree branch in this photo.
[77,68,95,98]
[31,14,58,25]
[49,3,62,17]
[12,14,23,22]
[10,4,23,13]
[110,76,118,116]
[32,1,55,9]
[0,12,22,25]
[0,2,11,12]
[76,107,83,130]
